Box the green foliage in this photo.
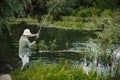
[0,0,32,34]
[11,61,110,80]
[76,0,119,9]
[48,39,57,50]
[38,39,57,50]
[92,17,120,65]
[40,14,54,26]
[112,12,120,24]
[75,7,115,18]
[96,18,120,53]
[53,21,84,29]
[95,0,118,9]
[45,0,119,19]
[41,14,54,22]
[51,16,100,30]
[76,7,100,17]
[38,40,48,50]
[101,9,112,17]
[1,0,119,19]
[46,0,77,19]
[9,17,38,25]
[0,0,32,18]
[61,16,78,22]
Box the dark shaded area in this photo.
[32,52,85,61]
[0,25,16,73]
[40,27,97,50]
[0,64,13,74]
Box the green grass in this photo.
[9,17,38,25]
[11,61,111,80]
[9,15,119,31]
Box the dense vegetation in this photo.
[11,61,114,80]
[1,0,120,27]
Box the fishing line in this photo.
[35,1,63,40]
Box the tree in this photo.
[0,0,31,18]
[0,0,32,32]
[46,0,77,20]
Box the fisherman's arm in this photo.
[30,41,36,46]
[30,33,39,37]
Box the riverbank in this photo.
[11,61,116,80]
[8,17,107,30]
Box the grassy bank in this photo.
[11,61,112,80]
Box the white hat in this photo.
[23,29,31,35]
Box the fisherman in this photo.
[19,29,38,70]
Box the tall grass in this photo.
[11,61,111,80]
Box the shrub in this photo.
[101,9,112,17]
[11,61,109,80]
[75,7,100,17]
[38,39,57,50]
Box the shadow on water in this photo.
[40,27,97,50]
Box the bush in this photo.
[75,7,100,17]
[38,39,57,50]
[101,9,112,17]
[53,21,85,28]
[76,8,92,17]
[11,61,110,80]
[61,16,78,22]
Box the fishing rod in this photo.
[35,1,60,40]
[34,26,42,40]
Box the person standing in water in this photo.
[19,29,38,70]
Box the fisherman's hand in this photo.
[31,41,36,45]
[30,33,39,37]
[33,41,36,44]
[35,33,39,38]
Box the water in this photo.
[30,41,120,77]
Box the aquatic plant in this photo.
[38,39,57,51]
[48,39,57,50]
[38,40,48,50]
